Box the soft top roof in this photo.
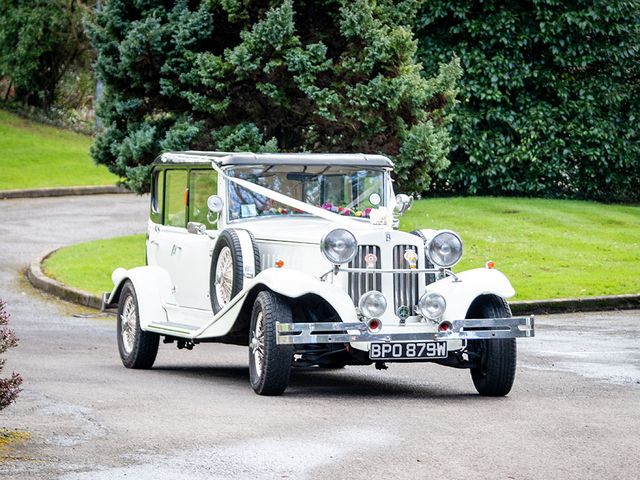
[155,151,393,168]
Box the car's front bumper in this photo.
[276,316,534,345]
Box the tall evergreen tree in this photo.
[417,0,640,202]
[87,0,461,194]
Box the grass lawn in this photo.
[0,109,118,190]
[43,197,640,301]
[43,234,146,296]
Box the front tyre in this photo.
[117,280,159,369]
[467,295,517,396]
[249,291,293,396]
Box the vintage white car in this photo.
[104,151,534,396]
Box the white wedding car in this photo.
[105,151,534,396]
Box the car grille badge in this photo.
[364,253,377,269]
[404,250,418,269]
[397,305,410,325]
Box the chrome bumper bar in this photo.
[276,316,534,345]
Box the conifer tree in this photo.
[88,0,461,194]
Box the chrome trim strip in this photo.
[329,267,453,275]
[276,316,535,344]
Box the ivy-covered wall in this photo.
[417,0,640,202]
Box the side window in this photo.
[165,170,188,228]
[150,169,164,224]
[189,170,218,228]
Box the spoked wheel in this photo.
[467,295,517,396]
[249,291,293,396]
[210,229,261,313]
[214,246,234,307]
[117,280,159,369]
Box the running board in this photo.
[146,322,200,337]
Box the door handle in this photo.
[171,244,182,256]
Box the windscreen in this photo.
[227,165,386,221]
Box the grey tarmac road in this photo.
[1,194,639,480]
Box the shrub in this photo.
[0,0,94,111]
[0,300,22,410]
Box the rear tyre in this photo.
[117,280,159,369]
[467,295,517,397]
[249,291,293,395]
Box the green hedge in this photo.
[417,0,640,202]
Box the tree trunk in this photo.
[3,79,12,101]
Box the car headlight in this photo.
[358,290,387,318]
[418,292,446,320]
[426,230,463,268]
[321,228,358,264]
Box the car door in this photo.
[154,169,189,307]
[169,169,219,312]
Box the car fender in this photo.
[194,267,357,340]
[427,268,516,321]
[107,266,175,329]
[250,268,358,323]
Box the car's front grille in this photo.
[393,245,420,314]
[347,245,381,306]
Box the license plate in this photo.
[369,341,448,360]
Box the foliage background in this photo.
[87,0,461,193]
[2,0,638,203]
[416,0,640,202]
[0,0,95,113]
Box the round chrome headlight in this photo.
[358,290,387,318]
[320,228,358,264]
[418,292,447,320]
[426,230,463,268]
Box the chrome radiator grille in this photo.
[393,245,420,314]
[347,245,381,306]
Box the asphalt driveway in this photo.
[0,194,638,479]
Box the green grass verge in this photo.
[0,109,118,190]
[43,235,146,296]
[401,197,640,300]
[42,197,640,301]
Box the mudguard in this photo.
[427,267,516,320]
[195,267,357,339]
[251,268,357,321]
[106,266,175,329]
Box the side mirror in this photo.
[187,222,206,235]
[394,194,413,216]
[207,195,224,213]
